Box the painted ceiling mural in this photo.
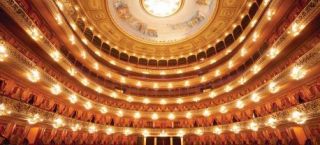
[77,0,245,57]
[110,0,216,43]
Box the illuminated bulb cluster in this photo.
[110,92,118,98]
[136,81,142,87]
[251,93,261,102]
[84,101,92,110]
[168,113,175,120]
[81,78,89,86]
[68,67,77,76]
[28,28,42,41]
[55,14,63,25]
[71,124,81,131]
[289,22,305,36]
[265,117,277,128]
[288,111,307,124]
[105,127,114,135]
[93,63,99,70]
[248,122,259,131]
[159,130,168,137]
[126,96,134,102]
[290,66,306,80]
[209,91,216,98]
[27,114,43,124]
[160,99,167,105]
[106,72,112,78]
[143,98,150,104]
[200,76,206,83]
[267,47,279,58]
[120,77,126,84]
[193,97,200,102]
[81,51,87,59]
[95,86,103,93]
[95,51,101,56]
[88,125,97,134]
[134,112,141,119]
[215,70,221,77]
[70,23,77,30]
[142,129,150,137]
[51,84,62,95]
[153,83,159,89]
[68,94,78,104]
[230,124,241,133]
[177,130,185,137]
[176,98,184,104]
[267,10,275,20]
[202,109,211,117]
[52,118,64,128]
[210,127,222,136]
[124,128,132,136]
[251,65,261,74]
[195,129,203,136]
[268,82,279,93]
[236,100,245,109]
[167,83,173,89]
[240,48,247,57]
[100,107,108,114]
[160,71,166,75]
[239,77,247,85]
[0,42,8,62]
[219,106,228,114]
[186,112,192,119]
[228,61,233,69]
[252,32,259,42]
[224,85,232,92]
[56,1,64,10]
[69,35,75,45]
[27,69,40,83]
[151,113,159,120]
[0,103,11,116]
[184,81,190,87]
[117,110,124,117]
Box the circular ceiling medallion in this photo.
[141,0,183,17]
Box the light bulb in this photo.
[27,69,40,83]
[51,84,62,95]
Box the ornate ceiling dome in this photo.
[77,0,246,58]
[108,0,217,44]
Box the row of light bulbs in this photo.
[0,40,308,119]
[0,102,308,136]
[52,15,304,101]
[24,64,307,119]
[37,44,283,105]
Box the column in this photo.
[154,137,157,145]
[181,137,184,145]
[143,137,146,145]
[170,137,173,145]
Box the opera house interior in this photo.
[0,0,320,144]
